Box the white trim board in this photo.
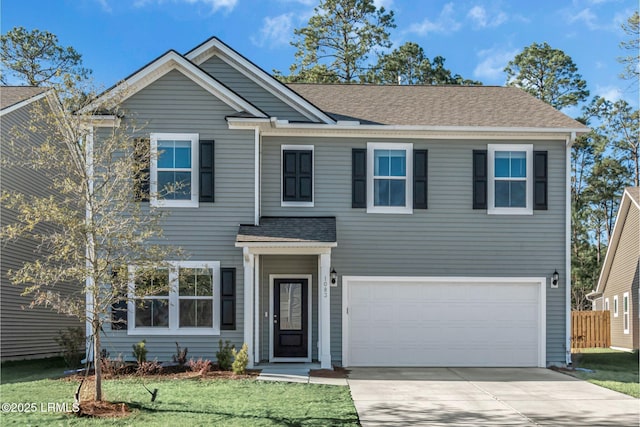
[268,274,313,363]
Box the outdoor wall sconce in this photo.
[551,270,559,288]
[330,268,337,285]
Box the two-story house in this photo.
[87,37,588,368]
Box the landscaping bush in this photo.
[172,342,188,365]
[136,360,163,376]
[231,343,249,375]
[101,355,130,378]
[132,340,147,363]
[54,327,84,368]
[188,357,212,375]
[216,340,235,371]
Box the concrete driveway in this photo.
[347,367,639,426]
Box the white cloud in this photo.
[96,0,112,12]
[568,8,599,29]
[251,13,295,48]
[473,47,519,83]
[406,2,461,36]
[467,5,507,29]
[595,85,623,101]
[132,0,237,13]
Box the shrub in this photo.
[101,354,129,378]
[216,339,234,371]
[132,340,147,363]
[188,357,212,375]
[231,343,249,375]
[54,327,85,368]
[172,342,188,365]
[136,360,163,376]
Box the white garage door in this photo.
[343,277,545,367]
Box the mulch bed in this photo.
[77,400,130,418]
[309,366,350,378]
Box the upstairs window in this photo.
[488,144,533,215]
[150,133,199,207]
[281,145,314,206]
[367,142,413,214]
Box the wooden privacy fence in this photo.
[571,311,610,349]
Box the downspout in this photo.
[254,127,260,226]
[565,132,576,365]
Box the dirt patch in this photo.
[77,400,130,418]
[309,366,350,378]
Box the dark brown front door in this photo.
[273,279,308,358]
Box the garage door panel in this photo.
[345,278,544,367]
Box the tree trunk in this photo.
[93,319,102,401]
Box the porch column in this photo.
[319,252,332,369]
[243,247,255,368]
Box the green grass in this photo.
[570,348,640,398]
[0,357,70,384]
[0,359,359,426]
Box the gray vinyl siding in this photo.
[259,256,318,362]
[199,56,311,122]
[99,69,255,361]
[1,101,83,361]
[261,136,569,365]
[602,204,639,350]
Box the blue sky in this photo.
[2,0,637,114]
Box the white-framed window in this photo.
[281,144,314,207]
[605,298,609,311]
[367,142,413,214]
[128,261,220,335]
[488,144,533,215]
[613,295,619,317]
[150,133,199,208]
[623,292,629,334]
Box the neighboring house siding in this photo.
[99,69,255,361]
[603,205,639,350]
[261,136,568,365]
[259,255,318,362]
[198,56,311,122]
[1,100,82,361]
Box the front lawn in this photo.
[570,348,639,398]
[0,360,359,426]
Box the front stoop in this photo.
[256,363,348,385]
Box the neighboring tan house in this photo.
[85,37,588,368]
[0,86,82,360]
[589,187,640,351]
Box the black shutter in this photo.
[352,148,367,208]
[283,150,298,201]
[473,150,488,209]
[133,137,150,202]
[220,268,236,330]
[533,151,548,210]
[413,149,428,209]
[199,140,215,203]
[297,151,313,202]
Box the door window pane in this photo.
[280,283,302,330]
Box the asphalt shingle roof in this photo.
[0,86,48,111]
[237,217,337,244]
[626,187,639,205]
[287,83,588,129]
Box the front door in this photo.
[273,279,308,358]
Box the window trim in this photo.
[613,295,619,317]
[150,133,199,208]
[487,144,533,215]
[127,261,221,336]
[366,142,413,214]
[281,144,314,207]
[623,292,629,334]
